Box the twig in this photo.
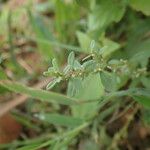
[107,101,135,125]
[0,78,52,117]
[17,58,33,74]
[107,105,139,150]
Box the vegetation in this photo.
[0,0,150,149]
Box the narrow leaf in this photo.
[37,113,84,127]
[46,79,58,90]
[133,96,150,108]
[68,52,75,67]
[52,59,59,72]
[0,80,78,106]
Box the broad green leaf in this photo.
[133,96,150,108]
[125,19,150,66]
[76,31,92,53]
[88,0,127,36]
[0,80,78,106]
[83,60,96,72]
[67,79,76,98]
[141,77,150,89]
[130,0,150,16]
[129,40,150,67]
[37,113,84,127]
[116,74,129,90]
[67,77,83,97]
[100,37,120,58]
[69,73,104,119]
[76,31,120,56]
[100,71,117,92]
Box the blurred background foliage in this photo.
[0,0,150,150]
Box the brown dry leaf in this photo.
[0,113,22,144]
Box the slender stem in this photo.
[21,122,90,150]
[7,10,18,67]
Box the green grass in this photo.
[0,0,150,149]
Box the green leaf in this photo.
[100,71,117,92]
[27,10,55,60]
[76,31,92,53]
[67,77,83,97]
[76,31,120,56]
[83,60,96,72]
[68,52,75,67]
[43,67,55,77]
[100,38,120,58]
[73,60,82,70]
[52,58,59,72]
[130,0,150,16]
[0,80,78,106]
[141,77,150,89]
[131,88,150,97]
[125,19,150,67]
[88,0,127,36]
[129,40,150,67]
[63,65,71,74]
[133,96,150,108]
[37,113,84,127]
[46,78,61,90]
[69,73,104,119]
[17,143,43,150]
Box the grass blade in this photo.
[0,80,78,106]
[37,113,84,127]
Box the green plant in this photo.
[0,0,150,150]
